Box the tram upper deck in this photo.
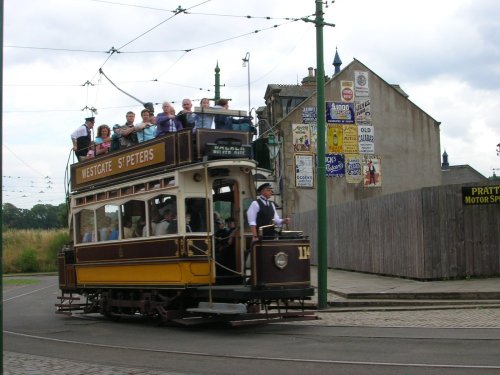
[69,127,253,193]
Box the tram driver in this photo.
[246,183,290,241]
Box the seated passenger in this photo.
[82,226,94,243]
[109,220,119,240]
[166,212,178,234]
[123,218,134,239]
[185,214,193,232]
[154,209,175,235]
[85,142,96,159]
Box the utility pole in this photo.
[214,61,221,102]
[302,1,335,310]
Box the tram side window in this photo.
[185,198,208,232]
[121,200,146,239]
[75,209,95,244]
[149,194,177,236]
[96,205,119,241]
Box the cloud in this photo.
[3,0,499,209]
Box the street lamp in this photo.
[242,52,251,114]
[266,133,281,160]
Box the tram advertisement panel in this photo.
[71,136,174,189]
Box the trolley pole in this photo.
[303,0,334,310]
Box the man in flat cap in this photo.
[246,182,290,240]
[71,117,95,161]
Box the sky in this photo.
[3,0,500,209]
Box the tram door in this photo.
[212,179,241,280]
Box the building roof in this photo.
[441,165,489,185]
[264,84,316,100]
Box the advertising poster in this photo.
[327,124,343,153]
[292,124,311,152]
[354,71,369,97]
[302,106,317,124]
[345,154,363,184]
[362,156,382,187]
[326,101,355,124]
[325,153,345,177]
[340,80,355,103]
[309,123,318,154]
[355,98,371,123]
[358,124,375,154]
[295,153,315,188]
[342,124,359,154]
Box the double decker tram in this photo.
[57,124,315,325]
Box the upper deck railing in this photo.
[70,128,253,192]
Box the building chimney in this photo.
[301,67,317,87]
[441,150,449,170]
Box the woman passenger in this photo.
[95,124,111,155]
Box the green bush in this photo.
[15,248,39,273]
[48,232,71,261]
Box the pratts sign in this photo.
[462,185,500,205]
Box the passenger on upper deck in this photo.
[135,108,156,143]
[176,98,196,129]
[156,102,183,137]
[213,99,252,131]
[192,97,214,132]
[71,116,95,162]
[95,124,111,155]
[118,111,138,148]
[110,124,121,152]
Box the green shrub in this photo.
[15,248,39,273]
[48,232,71,261]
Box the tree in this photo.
[2,202,67,229]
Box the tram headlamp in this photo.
[193,173,203,182]
[274,252,288,269]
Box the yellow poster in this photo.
[342,124,359,154]
[327,124,343,153]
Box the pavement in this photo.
[4,269,500,374]
[310,266,500,302]
[304,266,500,329]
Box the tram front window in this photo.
[149,194,177,236]
[75,209,95,244]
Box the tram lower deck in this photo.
[57,129,315,325]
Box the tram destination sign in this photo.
[462,185,500,205]
[205,142,251,159]
[72,141,168,188]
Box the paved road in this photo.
[3,275,500,375]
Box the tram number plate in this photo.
[206,143,251,158]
